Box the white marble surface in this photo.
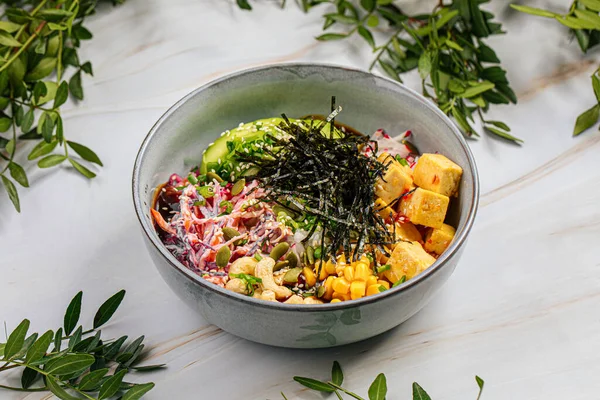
[1,0,600,399]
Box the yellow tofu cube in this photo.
[384,241,436,282]
[374,198,396,220]
[399,188,449,229]
[413,153,463,197]
[424,223,456,255]
[375,153,413,205]
[391,221,422,242]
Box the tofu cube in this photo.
[413,153,463,197]
[399,187,449,229]
[392,221,422,242]
[374,198,396,220]
[384,241,436,282]
[375,153,413,205]
[424,224,456,255]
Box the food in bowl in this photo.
[150,103,463,305]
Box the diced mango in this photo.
[375,153,413,205]
[384,241,436,283]
[350,281,366,300]
[413,153,463,197]
[424,223,456,255]
[303,267,316,287]
[391,220,422,242]
[374,198,396,220]
[399,187,449,229]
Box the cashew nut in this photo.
[303,296,324,305]
[252,288,263,299]
[225,278,248,295]
[255,257,293,299]
[229,257,257,275]
[273,271,285,286]
[260,290,278,302]
[284,295,304,304]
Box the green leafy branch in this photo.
[238,0,521,144]
[0,290,164,399]
[287,360,485,399]
[0,0,124,213]
[512,0,600,136]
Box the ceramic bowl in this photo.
[132,63,479,348]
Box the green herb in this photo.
[236,104,396,263]
[187,174,198,184]
[378,285,387,292]
[239,1,518,143]
[313,246,322,259]
[392,275,407,287]
[0,290,161,399]
[288,361,484,399]
[376,264,391,274]
[193,199,206,207]
[396,156,409,166]
[512,2,600,136]
[229,273,262,295]
[254,253,263,261]
[219,200,233,214]
[0,0,125,213]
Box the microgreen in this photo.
[0,0,125,213]
[229,273,262,295]
[0,290,160,399]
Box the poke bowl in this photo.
[132,63,479,348]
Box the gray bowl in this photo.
[132,63,479,348]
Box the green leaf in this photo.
[45,353,95,375]
[69,71,83,100]
[485,126,523,144]
[325,13,358,24]
[0,343,5,357]
[53,327,63,352]
[38,154,67,168]
[14,333,38,359]
[54,81,69,109]
[573,9,600,30]
[63,291,82,336]
[293,377,335,393]
[360,0,376,12]
[21,366,38,389]
[581,0,600,12]
[33,81,48,103]
[47,375,80,400]
[25,57,57,82]
[331,361,343,386]
[67,141,103,166]
[98,369,127,400]
[367,15,379,27]
[379,60,400,81]
[459,81,495,98]
[469,0,490,37]
[81,61,93,76]
[26,329,53,362]
[485,120,510,131]
[236,0,252,10]
[592,74,600,102]
[131,364,166,372]
[444,38,463,51]
[0,21,22,33]
[510,4,558,18]
[418,51,432,79]
[435,9,459,30]
[21,108,34,132]
[496,83,517,104]
[94,290,126,329]
[573,104,600,136]
[575,30,590,52]
[8,162,28,188]
[368,373,387,400]
[4,319,29,359]
[1,174,20,212]
[36,9,73,22]
[74,25,93,40]
[0,31,22,47]
[555,16,592,30]
[103,336,127,359]
[68,326,83,350]
[28,139,58,160]
[0,117,12,132]
[316,33,348,41]
[476,375,485,389]
[56,115,64,142]
[412,382,432,400]
[122,383,156,400]
[79,368,109,390]
[358,26,375,48]
[478,42,500,63]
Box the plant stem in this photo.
[369,27,404,71]
[0,384,48,392]
[327,382,366,400]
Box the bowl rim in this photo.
[132,62,479,312]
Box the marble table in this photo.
[2,0,599,398]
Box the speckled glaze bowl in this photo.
[132,63,479,348]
